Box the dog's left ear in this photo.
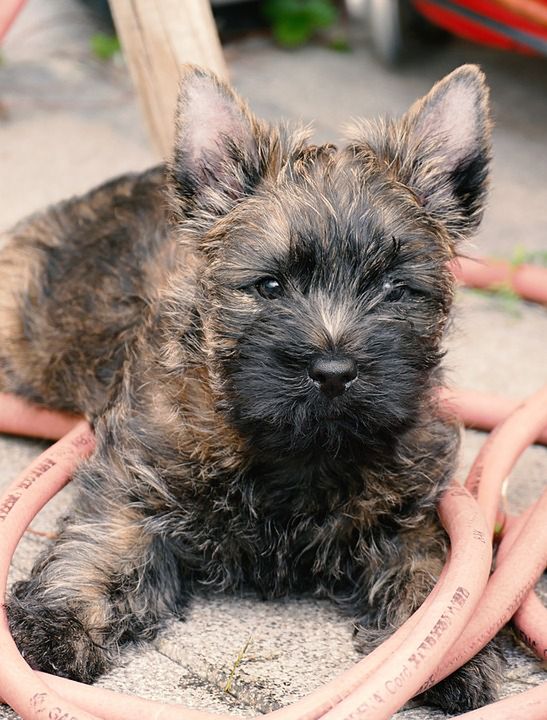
[404,65,491,235]
[350,65,491,240]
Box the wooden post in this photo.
[108,0,228,159]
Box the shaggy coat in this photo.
[1,64,500,712]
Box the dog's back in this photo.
[0,165,175,417]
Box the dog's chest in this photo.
[172,465,366,599]
[190,511,353,598]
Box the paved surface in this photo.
[0,1,546,717]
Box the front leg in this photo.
[7,449,185,682]
[352,522,503,713]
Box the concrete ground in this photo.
[0,1,546,717]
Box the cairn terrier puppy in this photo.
[1,64,501,712]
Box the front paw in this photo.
[418,641,504,713]
[7,579,110,682]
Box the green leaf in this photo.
[468,283,522,317]
[305,0,338,27]
[264,0,338,47]
[510,244,528,268]
[90,32,120,61]
[274,16,314,46]
[511,245,547,268]
[329,35,351,52]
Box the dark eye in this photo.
[382,279,407,302]
[255,277,284,300]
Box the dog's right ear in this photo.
[169,65,269,219]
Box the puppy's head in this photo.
[168,65,491,456]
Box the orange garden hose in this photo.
[0,0,26,43]
[0,393,80,441]
[449,256,547,306]
[496,505,547,662]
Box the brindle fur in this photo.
[2,65,502,712]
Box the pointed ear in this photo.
[349,65,492,241]
[403,65,491,234]
[169,65,270,219]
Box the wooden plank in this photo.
[108,0,228,158]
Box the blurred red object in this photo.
[413,0,547,55]
[0,0,26,42]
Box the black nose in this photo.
[308,356,358,398]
